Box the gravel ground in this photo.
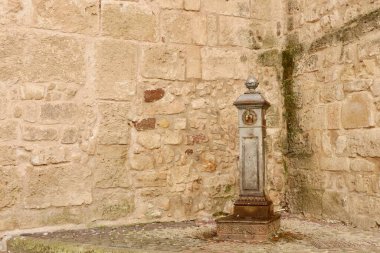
[7,214,380,253]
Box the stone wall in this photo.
[0,0,286,237]
[284,0,380,228]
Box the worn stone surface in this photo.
[7,217,380,253]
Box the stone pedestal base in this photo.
[216,214,280,242]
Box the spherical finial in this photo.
[245,76,259,92]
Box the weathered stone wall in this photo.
[285,0,380,228]
[0,0,286,236]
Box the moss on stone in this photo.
[309,8,380,52]
[281,38,303,155]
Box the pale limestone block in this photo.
[202,0,250,17]
[24,165,92,208]
[155,0,183,9]
[142,45,186,80]
[61,126,78,144]
[343,79,371,92]
[174,118,187,130]
[130,153,154,171]
[161,10,206,45]
[184,0,200,10]
[201,47,252,80]
[95,39,138,100]
[32,0,98,34]
[170,164,190,184]
[342,92,374,129]
[185,46,201,79]
[206,15,218,46]
[219,16,252,48]
[320,157,350,171]
[0,120,18,141]
[335,135,347,155]
[0,145,16,166]
[370,79,380,96]
[157,119,170,128]
[142,99,186,115]
[350,159,376,172]
[22,125,58,141]
[326,102,341,130]
[0,167,20,210]
[163,131,183,145]
[251,0,273,20]
[30,146,68,166]
[98,102,130,145]
[0,32,25,81]
[346,129,380,157]
[134,171,167,188]
[40,103,79,124]
[92,188,134,220]
[191,98,208,109]
[20,84,45,100]
[102,3,157,41]
[94,145,130,189]
[24,34,85,83]
[137,131,161,149]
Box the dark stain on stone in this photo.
[144,88,165,103]
[185,149,193,155]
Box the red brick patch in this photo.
[144,88,165,102]
[134,118,156,131]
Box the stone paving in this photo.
[6,214,380,253]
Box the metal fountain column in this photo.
[216,76,280,242]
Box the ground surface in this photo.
[6,214,380,253]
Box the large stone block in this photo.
[30,146,69,166]
[92,189,134,220]
[141,45,186,80]
[342,92,374,129]
[22,125,58,141]
[32,0,98,34]
[20,84,45,100]
[95,39,138,101]
[202,0,250,17]
[24,165,92,209]
[24,34,85,83]
[161,10,206,45]
[130,153,155,171]
[326,102,341,130]
[101,3,157,41]
[346,129,380,157]
[94,145,130,189]
[219,16,253,48]
[155,0,183,9]
[98,102,130,145]
[0,145,16,166]
[134,171,167,188]
[0,120,18,141]
[0,167,20,210]
[40,103,79,124]
[201,47,252,80]
[320,157,350,171]
[0,32,25,81]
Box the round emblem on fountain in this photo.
[242,109,257,125]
